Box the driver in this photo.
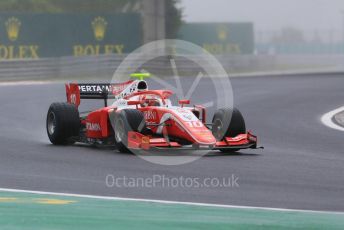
[140,95,160,107]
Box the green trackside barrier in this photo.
[0,13,141,59]
[178,22,254,55]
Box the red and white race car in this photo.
[46,74,260,153]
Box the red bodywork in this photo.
[65,82,258,151]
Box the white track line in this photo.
[0,187,343,215]
[0,81,51,86]
[321,106,344,132]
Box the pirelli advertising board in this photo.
[0,13,141,59]
[178,23,254,54]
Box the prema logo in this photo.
[86,122,101,131]
[144,110,157,120]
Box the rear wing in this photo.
[65,81,137,107]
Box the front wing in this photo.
[127,131,260,151]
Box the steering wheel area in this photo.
[125,90,173,108]
[139,95,160,107]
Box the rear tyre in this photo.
[113,109,146,153]
[46,102,80,145]
[212,107,246,153]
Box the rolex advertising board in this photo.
[0,13,141,59]
[178,23,254,54]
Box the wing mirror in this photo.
[178,99,190,107]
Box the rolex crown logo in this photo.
[5,17,21,41]
[217,25,228,41]
[91,17,107,41]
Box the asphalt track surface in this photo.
[0,73,343,212]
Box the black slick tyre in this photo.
[46,102,80,145]
[113,109,146,153]
[212,107,246,153]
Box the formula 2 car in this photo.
[46,73,261,153]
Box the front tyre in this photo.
[212,107,246,153]
[46,102,80,145]
[113,109,146,153]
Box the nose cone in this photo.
[190,127,217,145]
[171,107,217,145]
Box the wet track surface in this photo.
[0,73,343,211]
